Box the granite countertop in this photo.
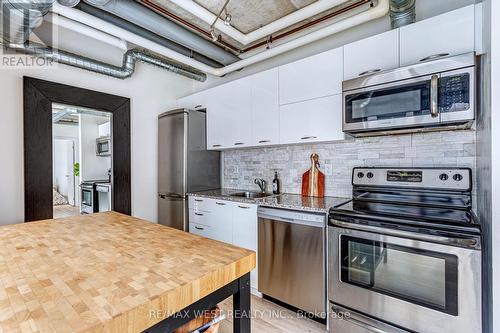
[258,193,350,213]
[188,189,350,213]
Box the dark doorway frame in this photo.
[24,76,131,222]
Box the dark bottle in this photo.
[272,171,280,194]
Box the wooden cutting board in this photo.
[301,153,325,198]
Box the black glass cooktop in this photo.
[353,189,471,209]
[330,189,479,233]
[334,199,473,225]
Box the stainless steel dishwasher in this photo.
[258,207,326,318]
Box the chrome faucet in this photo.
[254,178,267,193]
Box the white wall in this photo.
[0,32,194,225]
[53,123,80,205]
[79,114,111,181]
[190,0,475,92]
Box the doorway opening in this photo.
[52,103,113,218]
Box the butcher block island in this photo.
[0,212,255,333]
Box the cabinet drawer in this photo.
[190,222,212,238]
[400,5,475,66]
[188,196,215,212]
[189,209,211,226]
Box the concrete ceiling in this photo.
[148,0,319,48]
[193,0,317,34]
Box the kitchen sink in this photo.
[228,191,272,199]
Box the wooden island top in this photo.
[0,212,255,333]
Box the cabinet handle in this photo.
[194,199,203,202]
[194,104,203,109]
[238,205,251,209]
[234,142,245,146]
[419,53,449,62]
[194,226,204,230]
[212,144,222,148]
[195,213,204,216]
[358,68,381,76]
[258,140,271,143]
[300,136,317,140]
[216,202,226,205]
[430,74,439,118]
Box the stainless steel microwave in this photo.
[342,53,476,137]
[96,136,111,156]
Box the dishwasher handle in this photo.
[258,213,325,228]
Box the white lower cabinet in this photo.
[188,196,258,291]
[232,203,258,291]
[279,94,344,144]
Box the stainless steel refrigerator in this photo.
[158,109,220,230]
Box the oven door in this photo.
[80,186,94,214]
[328,221,481,333]
[343,75,439,133]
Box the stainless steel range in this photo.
[328,167,481,333]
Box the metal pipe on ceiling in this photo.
[76,2,224,68]
[80,0,240,65]
[390,0,416,28]
[51,0,390,76]
[7,42,207,81]
[1,0,56,44]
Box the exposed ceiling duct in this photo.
[7,42,207,81]
[1,0,207,81]
[1,0,56,43]
[50,0,390,76]
[79,0,240,65]
[389,0,416,28]
[76,2,224,68]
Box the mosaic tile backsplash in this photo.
[223,130,477,199]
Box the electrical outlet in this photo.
[324,164,333,176]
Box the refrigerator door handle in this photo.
[159,192,186,199]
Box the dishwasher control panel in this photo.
[258,207,326,224]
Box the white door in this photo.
[54,139,75,205]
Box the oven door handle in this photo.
[430,74,439,118]
[330,219,481,250]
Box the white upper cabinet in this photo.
[206,80,252,150]
[343,29,400,80]
[279,94,343,144]
[250,68,280,146]
[205,87,227,149]
[278,47,343,105]
[399,5,475,66]
[223,79,253,148]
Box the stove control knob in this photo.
[439,173,449,181]
[367,172,374,179]
[357,172,364,178]
[453,174,463,181]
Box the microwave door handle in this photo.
[430,74,439,118]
